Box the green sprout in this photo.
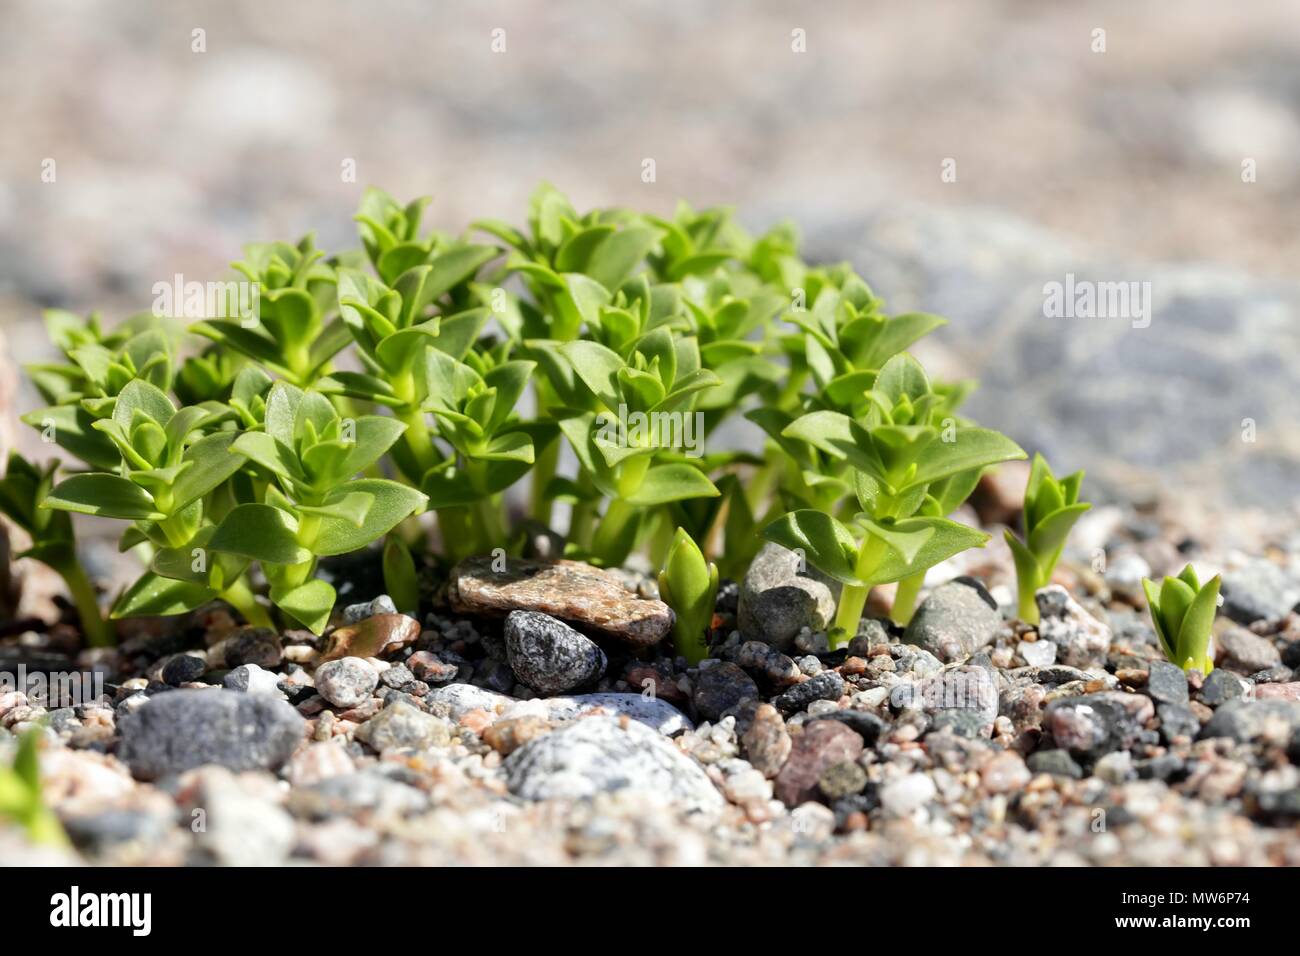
[0,729,68,847]
[657,527,719,664]
[763,354,1024,647]
[1143,563,1221,675]
[1004,453,1090,624]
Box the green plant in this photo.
[657,527,719,664]
[762,354,1024,647]
[0,453,114,647]
[1143,563,1221,675]
[15,183,1061,653]
[0,729,67,847]
[1004,453,1090,624]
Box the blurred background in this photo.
[2,0,1298,513]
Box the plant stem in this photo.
[590,497,640,568]
[531,431,560,527]
[58,562,114,648]
[220,577,273,628]
[830,534,888,648]
[398,405,438,481]
[891,571,925,626]
[1017,575,1040,626]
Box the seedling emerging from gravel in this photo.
[1005,453,1090,625]
[1143,563,1221,675]
[764,355,1024,647]
[657,527,719,664]
[0,729,67,847]
[0,453,114,647]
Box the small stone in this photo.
[1254,682,1300,701]
[774,720,863,806]
[161,654,206,686]
[222,663,285,697]
[482,716,551,755]
[1094,750,1134,784]
[623,662,690,707]
[693,660,759,721]
[735,641,802,687]
[287,741,356,787]
[222,627,283,668]
[544,693,692,735]
[1027,749,1084,779]
[811,710,887,745]
[342,594,398,624]
[406,650,459,685]
[1035,585,1112,668]
[981,751,1031,793]
[741,703,792,778]
[903,579,1002,663]
[314,657,379,709]
[504,611,607,695]
[737,542,841,650]
[1199,668,1248,706]
[449,556,674,648]
[425,683,515,719]
[1201,699,1300,743]
[1250,666,1295,684]
[194,777,295,866]
[817,760,867,799]
[1215,624,1281,674]
[879,773,936,816]
[118,689,303,780]
[1018,639,1057,668]
[1220,559,1300,625]
[1044,695,1139,759]
[320,613,421,662]
[773,670,845,716]
[1157,702,1201,742]
[355,699,452,751]
[1145,660,1189,705]
[504,717,723,812]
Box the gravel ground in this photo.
[3,486,1299,866]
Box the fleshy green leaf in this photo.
[761,509,862,585]
[43,474,164,520]
[210,504,311,565]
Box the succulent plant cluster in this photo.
[8,184,1096,657]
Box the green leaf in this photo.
[171,431,248,511]
[1142,577,1176,662]
[856,515,935,565]
[561,340,625,412]
[112,572,216,618]
[270,579,336,635]
[112,378,176,431]
[905,428,1026,490]
[782,410,885,480]
[310,480,427,556]
[1026,502,1091,566]
[297,492,374,526]
[585,225,661,290]
[22,405,120,471]
[338,416,408,476]
[1176,574,1220,673]
[383,536,420,614]
[231,431,304,482]
[868,517,989,585]
[761,509,862,585]
[210,504,311,565]
[625,464,719,506]
[43,474,164,520]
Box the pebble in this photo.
[811,710,888,745]
[481,716,551,755]
[1044,695,1139,759]
[504,716,724,812]
[314,657,379,708]
[734,641,802,686]
[118,689,304,780]
[774,720,863,807]
[737,542,841,650]
[1157,702,1201,742]
[342,594,398,624]
[1018,639,1057,668]
[161,654,207,686]
[879,773,936,816]
[1035,585,1112,668]
[1201,699,1300,743]
[355,699,453,751]
[741,703,792,778]
[504,611,607,695]
[406,651,459,685]
[449,556,674,647]
[1215,625,1281,674]
[1198,668,1247,706]
[425,683,514,719]
[287,741,356,787]
[693,661,759,721]
[981,751,1031,793]
[222,663,285,697]
[1220,559,1300,625]
[1027,749,1084,779]
[320,613,421,662]
[902,579,1002,663]
[1146,660,1190,705]
[818,760,867,799]
[773,670,845,716]
[221,627,283,668]
[194,776,295,866]
[545,692,692,734]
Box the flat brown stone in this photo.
[320,613,421,662]
[448,556,673,648]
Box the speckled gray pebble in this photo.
[504,611,607,695]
